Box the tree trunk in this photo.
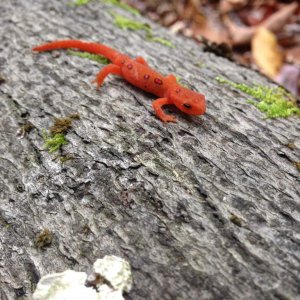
[0,0,299,299]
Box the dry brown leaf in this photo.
[252,27,283,78]
[238,3,277,26]
[194,22,231,44]
[192,3,231,44]
[219,0,248,14]
[224,2,298,45]
[223,15,256,45]
[263,2,298,33]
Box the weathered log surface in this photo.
[0,0,300,299]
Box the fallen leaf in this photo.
[194,21,231,44]
[252,27,283,78]
[263,2,298,33]
[192,4,231,44]
[224,2,298,45]
[219,0,248,14]
[223,15,256,45]
[238,3,277,26]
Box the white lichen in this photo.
[32,256,132,300]
[32,270,96,300]
[92,255,132,292]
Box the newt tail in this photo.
[33,40,128,65]
[33,39,206,122]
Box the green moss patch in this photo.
[42,114,80,154]
[216,76,300,119]
[68,50,110,64]
[103,0,139,15]
[72,0,92,6]
[72,0,139,15]
[113,14,175,48]
[113,13,150,31]
[70,2,174,48]
[43,132,69,153]
[147,36,175,48]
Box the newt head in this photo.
[168,85,206,116]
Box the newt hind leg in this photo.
[92,64,123,89]
[152,98,177,122]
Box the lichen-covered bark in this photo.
[0,1,299,299]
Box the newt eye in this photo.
[183,103,192,109]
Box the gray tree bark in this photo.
[0,0,300,299]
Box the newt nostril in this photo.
[183,103,192,109]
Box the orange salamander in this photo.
[33,40,206,122]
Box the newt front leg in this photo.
[135,56,149,66]
[152,98,177,122]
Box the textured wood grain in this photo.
[0,1,299,299]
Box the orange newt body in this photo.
[33,40,206,122]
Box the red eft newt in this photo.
[33,40,206,122]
